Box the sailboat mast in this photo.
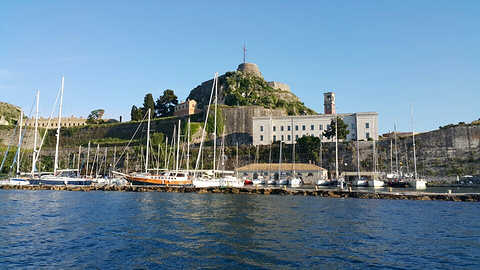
[31,91,39,177]
[372,115,377,178]
[145,108,151,174]
[164,137,168,170]
[394,116,399,176]
[176,119,181,172]
[213,73,218,174]
[86,141,91,176]
[17,110,23,174]
[411,100,418,179]
[77,145,81,177]
[279,141,282,178]
[335,113,339,180]
[54,76,65,176]
[292,138,295,176]
[356,116,360,179]
[187,117,190,173]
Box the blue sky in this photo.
[1,0,479,134]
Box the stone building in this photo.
[173,99,202,117]
[252,93,379,145]
[27,115,87,129]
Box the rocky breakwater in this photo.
[1,184,479,202]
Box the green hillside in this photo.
[0,102,22,125]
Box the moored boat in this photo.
[352,178,368,187]
[367,179,384,187]
[126,171,192,186]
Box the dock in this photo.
[1,184,479,202]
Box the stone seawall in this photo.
[1,185,479,202]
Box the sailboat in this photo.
[32,77,92,185]
[367,115,384,187]
[408,100,427,189]
[277,141,288,185]
[315,139,330,186]
[387,117,407,187]
[289,139,302,187]
[352,118,367,187]
[1,108,30,186]
[192,72,222,188]
[122,109,191,186]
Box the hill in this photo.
[187,63,316,115]
[0,102,22,125]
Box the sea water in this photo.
[1,189,479,269]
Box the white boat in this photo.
[277,177,288,185]
[220,175,244,187]
[409,179,426,189]
[367,179,384,187]
[267,178,277,185]
[368,116,384,188]
[289,177,302,187]
[316,179,330,186]
[252,176,265,185]
[192,177,220,188]
[351,119,367,187]
[192,72,225,188]
[352,178,368,187]
[409,100,427,189]
[0,178,30,186]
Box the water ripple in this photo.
[0,190,479,269]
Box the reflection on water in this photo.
[1,190,479,269]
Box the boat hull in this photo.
[2,178,31,186]
[352,179,368,187]
[126,172,192,186]
[409,179,427,189]
[367,180,384,187]
[30,178,93,186]
[192,179,220,188]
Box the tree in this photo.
[155,89,178,117]
[297,135,321,164]
[143,93,155,116]
[87,109,105,124]
[323,117,349,140]
[130,105,143,121]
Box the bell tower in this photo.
[324,92,335,114]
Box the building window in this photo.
[281,135,284,141]
[295,135,299,140]
[288,135,291,141]
[319,124,323,130]
[366,123,370,128]
[260,135,264,141]
[311,125,314,130]
[352,124,355,129]
[366,133,370,139]
[302,125,306,131]
[327,124,330,130]
[288,126,291,131]
[260,126,263,132]
[281,126,284,131]
[295,125,298,131]
[273,126,276,132]
[273,135,276,142]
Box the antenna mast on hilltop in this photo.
[242,44,247,63]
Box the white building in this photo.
[252,93,378,145]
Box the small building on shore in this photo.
[174,99,202,117]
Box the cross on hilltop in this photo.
[242,44,247,63]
